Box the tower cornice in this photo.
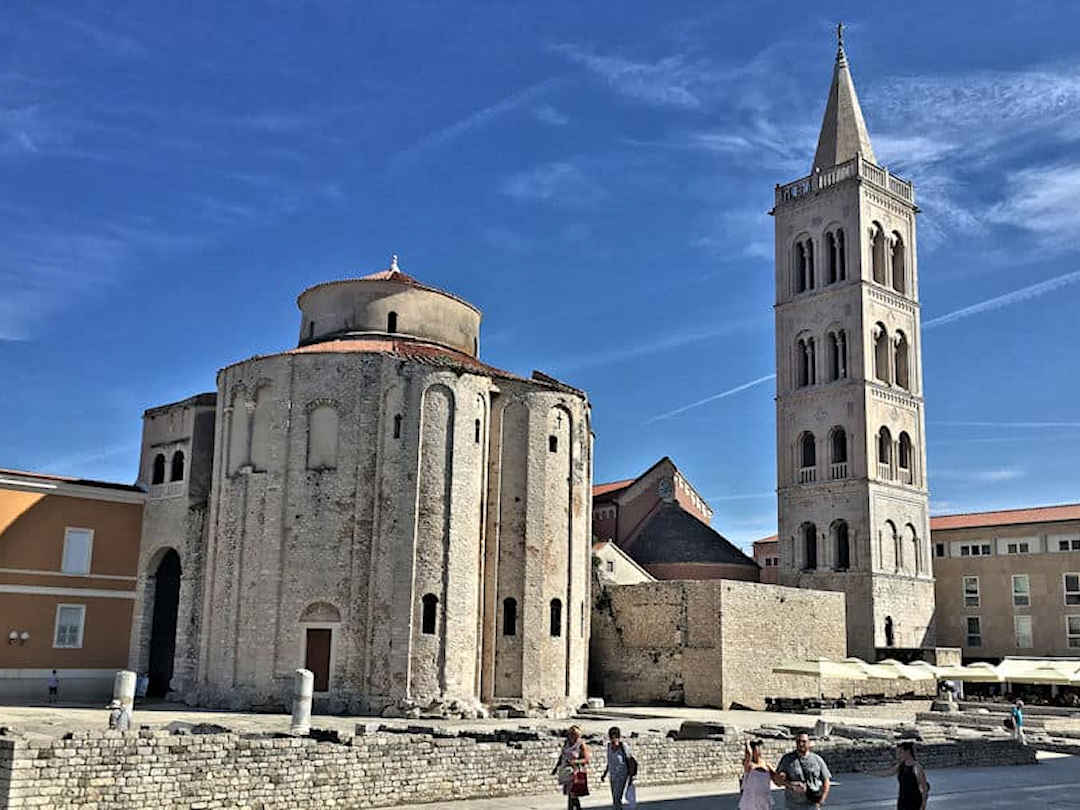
[771,155,917,215]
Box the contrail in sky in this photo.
[645,373,774,423]
[924,268,1080,329]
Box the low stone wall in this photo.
[0,727,1035,809]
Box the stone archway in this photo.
[148,549,181,698]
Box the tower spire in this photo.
[811,25,876,174]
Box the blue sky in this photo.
[3,1,1080,548]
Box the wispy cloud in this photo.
[932,420,1080,429]
[934,466,1027,484]
[500,161,605,204]
[38,442,140,476]
[552,44,707,109]
[389,78,560,171]
[645,373,775,423]
[553,319,764,374]
[985,163,1080,240]
[923,269,1080,329]
[705,491,775,501]
[38,8,148,59]
[533,105,569,126]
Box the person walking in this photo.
[739,739,778,810]
[865,741,929,810]
[600,726,633,809]
[47,670,59,704]
[552,725,590,810]
[775,733,831,809]
[1011,699,1026,744]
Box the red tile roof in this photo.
[593,479,635,498]
[225,336,584,396]
[931,503,1080,531]
[753,535,779,547]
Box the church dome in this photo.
[296,256,482,357]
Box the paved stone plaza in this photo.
[395,752,1079,809]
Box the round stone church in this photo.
[130,259,593,715]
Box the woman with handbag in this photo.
[552,725,591,809]
[600,726,634,809]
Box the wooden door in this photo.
[305,628,331,692]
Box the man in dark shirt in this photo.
[776,733,831,808]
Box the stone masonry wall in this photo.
[0,729,1034,809]
[591,580,933,710]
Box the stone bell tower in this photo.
[772,28,935,660]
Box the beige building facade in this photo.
[753,536,780,584]
[132,260,593,714]
[0,469,144,699]
[932,504,1080,660]
[773,39,935,659]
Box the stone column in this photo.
[290,669,313,735]
[114,670,136,715]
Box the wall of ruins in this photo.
[591,580,931,710]
[0,729,1033,809]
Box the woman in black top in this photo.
[866,741,928,810]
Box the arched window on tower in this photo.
[421,593,438,635]
[806,240,815,290]
[827,330,847,381]
[907,524,921,575]
[151,453,166,485]
[874,324,890,384]
[894,331,910,390]
[830,427,847,479]
[794,241,808,294]
[891,232,905,293]
[803,523,818,570]
[806,338,816,384]
[898,432,913,485]
[885,520,901,573]
[502,597,517,636]
[825,231,838,284]
[832,520,850,571]
[872,223,888,284]
[796,339,809,388]
[799,432,816,483]
[878,427,893,479]
[170,450,185,482]
[836,228,846,280]
[549,599,562,637]
[387,311,398,333]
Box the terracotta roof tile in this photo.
[753,535,779,547]
[593,479,635,497]
[931,503,1080,531]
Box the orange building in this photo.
[0,468,144,700]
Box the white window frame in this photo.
[606,560,615,573]
[963,575,980,608]
[1012,574,1031,607]
[965,616,982,648]
[1065,573,1080,606]
[1014,615,1033,648]
[61,527,94,575]
[53,603,86,649]
[1067,616,1080,649]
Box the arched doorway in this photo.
[148,550,181,698]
